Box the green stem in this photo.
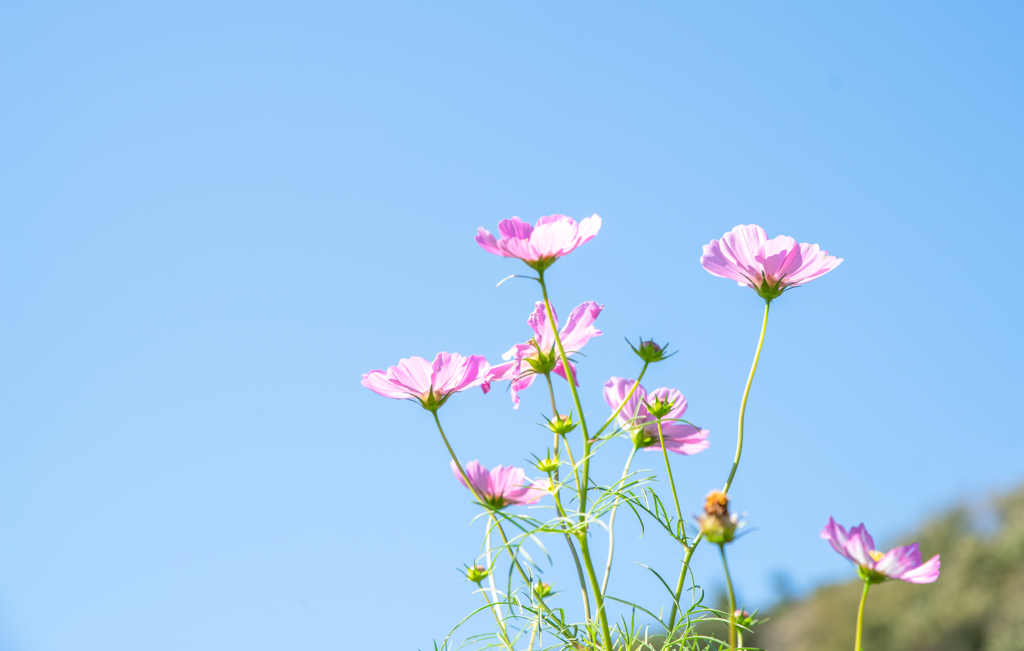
[666,534,701,632]
[593,362,650,438]
[668,300,772,632]
[601,447,637,595]
[656,418,686,544]
[544,373,592,623]
[537,271,614,650]
[537,271,592,510]
[719,544,737,650]
[855,582,870,651]
[722,300,770,494]
[577,534,614,651]
[485,514,510,645]
[433,411,579,646]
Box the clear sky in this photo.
[2,2,1023,650]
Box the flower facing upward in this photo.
[821,517,940,585]
[451,460,550,509]
[602,377,709,455]
[488,301,603,409]
[361,352,491,411]
[476,214,602,271]
[700,224,842,301]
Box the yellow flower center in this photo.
[868,549,885,562]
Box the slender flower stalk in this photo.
[656,417,686,540]
[537,269,613,651]
[723,300,770,494]
[432,412,581,645]
[855,582,870,651]
[600,447,637,596]
[544,372,593,624]
[482,528,509,642]
[719,544,738,650]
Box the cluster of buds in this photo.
[465,565,490,585]
[698,490,740,545]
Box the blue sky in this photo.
[2,2,1023,650]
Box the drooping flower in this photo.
[489,301,603,409]
[821,517,941,584]
[700,224,842,301]
[475,214,602,271]
[602,377,709,455]
[451,460,550,509]
[362,352,491,411]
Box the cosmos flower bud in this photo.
[733,608,761,628]
[698,490,739,544]
[644,393,676,419]
[465,565,490,585]
[547,414,577,436]
[536,456,560,474]
[627,338,673,364]
[532,581,553,599]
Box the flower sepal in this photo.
[547,413,578,436]
[465,565,490,585]
[627,338,675,364]
[857,565,888,585]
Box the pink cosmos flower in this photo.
[451,460,550,509]
[700,225,842,300]
[602,377,709,455]
[476,214,602,270]
[488,300,603,409]
[821,517,940,584]
[361,352,491,411]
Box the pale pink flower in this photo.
[361,352,491,411]
[822,517,940,584]
[602,377,709,455]
[700,224,842,300]
[488,301,603,408]
[476,214,602,270]
[451,460,550,509]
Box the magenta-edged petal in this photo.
[531,219,580,258]
[875,543,922,579]
[453,459,493,498]
[575,214,601,246]
[783,242,843,287]
[535,214,575,228]
[603,377,647,430]
[387,356,434,395]
[508,373,536,409]
[361,370,411,399]
[488,360,518,383]
[497,216,534,240]
[850,523,876,553]
[821,517,853,559]
[475,227,504,256]
[509,477,549,505]
[527,301,557,352]
[648,425,710,456]
[756,235,801,279]
[898,554,941,584]
[497,236,540,262]
[552,358,579,386]
[559,301,604,352]
[844,529,875,568]
[701,224,768,286]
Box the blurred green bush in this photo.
[748,485,1024,650]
